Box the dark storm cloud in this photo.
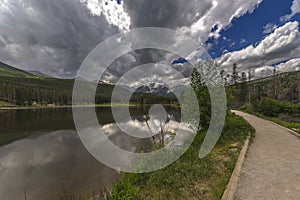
[124,0,212,29]
[2,0,202,78]
[104,49,192,78]
[0,0,118,77]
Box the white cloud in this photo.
[222,49,229,53]
[276,58,300,73]
[252,65,275,79]
[80,0,131,31]
[240,38,247,44]
[0,0,121,77]
[250,58,300,79]
[229,42,236,47]
[263,23,278,34]
[180,0,263,42]
[115,63,190,88]
[280,0,300,22]
[217,21,300,72]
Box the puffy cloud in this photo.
[0,0,119,77]
[105,59,192,88]
[263,23,278,34]
[80,0,131,31]
[276,58,300,73]
[102,0,263,85]
[248,58,300,80]
[217,21,300,73]
[179,0,263,42]
[281,0,300,22]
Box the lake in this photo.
[0,106,181,200]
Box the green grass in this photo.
[0,99,15,107]
[63,111,255,200]
[0,103,139,109]
[110,112,255,200]
[0,61,38,78]
[238,104,300,134]
[255,113,300,134]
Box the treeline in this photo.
[0,76,73,105]
[0,76,118,106]
[0,75,178,106]
[130,93,178,106]
[0,82,72,105]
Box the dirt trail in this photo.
[233,110,300,200]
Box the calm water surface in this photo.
[0,107,181,200]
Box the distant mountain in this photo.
[135,85,151,93]
[134,83,175,97]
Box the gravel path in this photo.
[233,111,300,200]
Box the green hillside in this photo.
[0,62,37,78]
[0,62,117,106]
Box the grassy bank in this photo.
[239,105,300,134]
[263,116,300,134]
[63,111,255,200]
[248,113,299,134]
[0,99,15,107]
[0,103,139,110]
[258,115,300,134]
[110,112,254,200]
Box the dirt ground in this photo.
[233,111,300,200]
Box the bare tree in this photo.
[272,66,278,99]
[232,63,238,85]
[248,69,254,110]
[143,114,174,148]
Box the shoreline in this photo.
[0,104,139,110]
[0,103,180,110]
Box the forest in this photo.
[0,62,177,106]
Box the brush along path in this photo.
[233,110,300,200]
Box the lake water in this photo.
[0,107,181,200]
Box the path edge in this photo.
[221,134,250,200]
[269,121,300,139]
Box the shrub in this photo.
[239,103,251,113]
[280,100,293,115]
[254,98,281,117]
[294,102,300,117]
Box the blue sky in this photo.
[209,0,299,58]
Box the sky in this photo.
[0,0,299,83]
